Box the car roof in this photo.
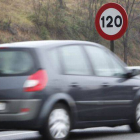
[0,40,104,49]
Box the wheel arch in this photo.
[133,90,140,106]
[130,89,140,120]
[38,93,77,129]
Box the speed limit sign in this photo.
[95,3,128,40]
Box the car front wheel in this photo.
[130,102,140,132]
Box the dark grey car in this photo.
[0,40,140,140]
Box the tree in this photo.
[117,0,140,64]
[58,0,66,9]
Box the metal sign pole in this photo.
[110,40,114,52]
[95,3,128,54]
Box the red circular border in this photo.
[95,3,128,40]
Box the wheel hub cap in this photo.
[136,103,140,126]
[49,109,70,139]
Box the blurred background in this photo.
[0,0,140,65]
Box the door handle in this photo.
[102,83,110,87]
[71,83,79,88]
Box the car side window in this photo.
[60,45,91,75]
[109,53,126,77]
[48,49,61,73]
[85,46,114,77]
[85,45,126,77]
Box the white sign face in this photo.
[99,8,123,35]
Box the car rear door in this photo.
[57,45,104,121]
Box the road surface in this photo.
[0,126,140,140]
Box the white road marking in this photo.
[0,131,36,138]
[0,126,130,138]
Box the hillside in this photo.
[0,0,140,66]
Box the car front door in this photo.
[84,45,137,121]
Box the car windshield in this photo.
[0,50,34,76]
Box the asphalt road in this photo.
[0,126,140,140]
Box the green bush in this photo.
[39,26,50,40]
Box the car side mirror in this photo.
[125,69,140,78]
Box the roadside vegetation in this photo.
[0,0,140,65]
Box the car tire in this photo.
[41,103,71,140]
[130,101,140,133]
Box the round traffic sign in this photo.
[95,3,128,40]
